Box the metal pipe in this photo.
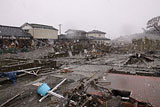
[39,78,67,102]
[48,91,76,104]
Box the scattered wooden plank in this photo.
[0,91,24,107]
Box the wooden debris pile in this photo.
[125,53,154,65]
[61,74,152,107]
[0,58,60,85]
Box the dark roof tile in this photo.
[0,25,32,37]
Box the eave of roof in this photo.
[0,25,32,37]
[65,29,86,33]
[22,23,58,31]
[88,30,106,34]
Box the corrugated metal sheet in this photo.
[106,73,160,106]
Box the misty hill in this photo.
[112,32,160,43]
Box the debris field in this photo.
[0,44,160,107]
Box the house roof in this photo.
[65,29,86,33]
[88,30,106,34]
[22,23,58,31]
[0,25,32,37]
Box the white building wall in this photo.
[32,28,58,39]
[22,25,58,39]
[87,33,105,38]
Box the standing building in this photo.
[87,30,106,38]
[65,29,87,40]
[21,23,58,40]
[87,30,110,44]
[0,25,32,49]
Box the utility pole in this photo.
[58,24,62,35]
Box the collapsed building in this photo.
[132,37,160,52]
[107,16,160,54]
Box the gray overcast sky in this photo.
[0,0,160,39]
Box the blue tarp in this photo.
[0,71,17,85]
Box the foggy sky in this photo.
[0,0,160,39]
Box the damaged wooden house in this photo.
[131,16,160,52]
[0,25,32,53]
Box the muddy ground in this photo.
[0,48,160,106]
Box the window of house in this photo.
[24,29,29,32]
